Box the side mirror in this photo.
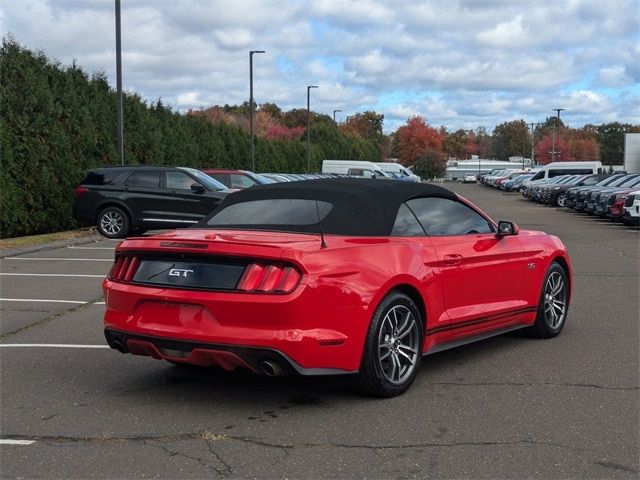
[190,183,205,193]
[497,220,519,237]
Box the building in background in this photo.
[624,133,640,173]
[444,155,532,180]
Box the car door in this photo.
[122,169,166,222]
[161,170,219,225]
[406,197,529,337]
[389,203,451,346]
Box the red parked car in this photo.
[103,179,572,397]
[201,169,271,189]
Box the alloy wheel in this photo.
[557,194,567,207]
[377,305,420,385]
[543,271,567,329]
[100,210,124,236]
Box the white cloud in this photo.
[476,15,530,48]
[2,0,638,133]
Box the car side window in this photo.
[207,173,229,187]
[406,197,493,236]
[391,203,426,236]
[166,171,196,190]
[229,174,257,189]
[125,170,160,188]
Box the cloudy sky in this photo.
[2,0,639,132]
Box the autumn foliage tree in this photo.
[265,124,305,140]
[534,134,572,164]
[394,116,445,167]
[566,128,599,161]
[339,111,384,140]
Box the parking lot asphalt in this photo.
[1,184,638,479]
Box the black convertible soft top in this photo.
[200,178,458,236]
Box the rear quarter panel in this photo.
[284,237,446,356]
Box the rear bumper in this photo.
[103,278,367,372]
[104,328,355,375]
[72,203,95,226]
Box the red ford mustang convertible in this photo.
[103,179,572,397]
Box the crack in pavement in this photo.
[154,441,221,476]
[427,381,638,391]
[205,440,233,477]
[2,431,602,454]
[0,294,105,339]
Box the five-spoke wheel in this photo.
[528,262,569,338]
[358,292,423,397]
[377,305,420,385]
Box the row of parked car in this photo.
[478,167,640,227]
[73,166,412,239]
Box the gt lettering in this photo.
[168,268,194,278]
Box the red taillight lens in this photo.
[73,187,89,198]
[237,263,301,293]
[108,255,140,283]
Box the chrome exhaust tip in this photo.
[260,360,284,376]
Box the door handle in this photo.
[443,254,463,266]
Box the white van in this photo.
[524,161,602,186]
[322,160,388,178]
[376,162,421,182]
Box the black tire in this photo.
[526,262,569,338]
[96,206,131,239]
[555,193,567,207]
[357,292,424,397]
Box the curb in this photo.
[1,232,106,259]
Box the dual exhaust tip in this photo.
[108,334,285,376]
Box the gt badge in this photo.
[169,268,194,278]
[527,262,536,270]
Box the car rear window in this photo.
[207,199,333,227]
[126,170,161,188]
[82,169,129,185]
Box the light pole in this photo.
[551,108,564,163]
[115,0,124,165]
[306,85,318,173]
[529,122,540,166]
[249,50,265,172]
[333,109,341,123]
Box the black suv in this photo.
[73,166,231,238]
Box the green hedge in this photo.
[0,38,380,238]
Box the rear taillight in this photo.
[236,263,301,293]
[109,255,140,283]
[73,187,89,198]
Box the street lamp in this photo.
[551,108,564,163]
[249,50,265,172]
[115,0,124,165]
[529,122,538,166]
[333,109,341,123]
[306,85,318,173]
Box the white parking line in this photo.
[0,298,88,304]
[0,440,35,445]
[0,344,109,349]
[67,246,114,250]
[4,257,112,262]
[0,273,105,278]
